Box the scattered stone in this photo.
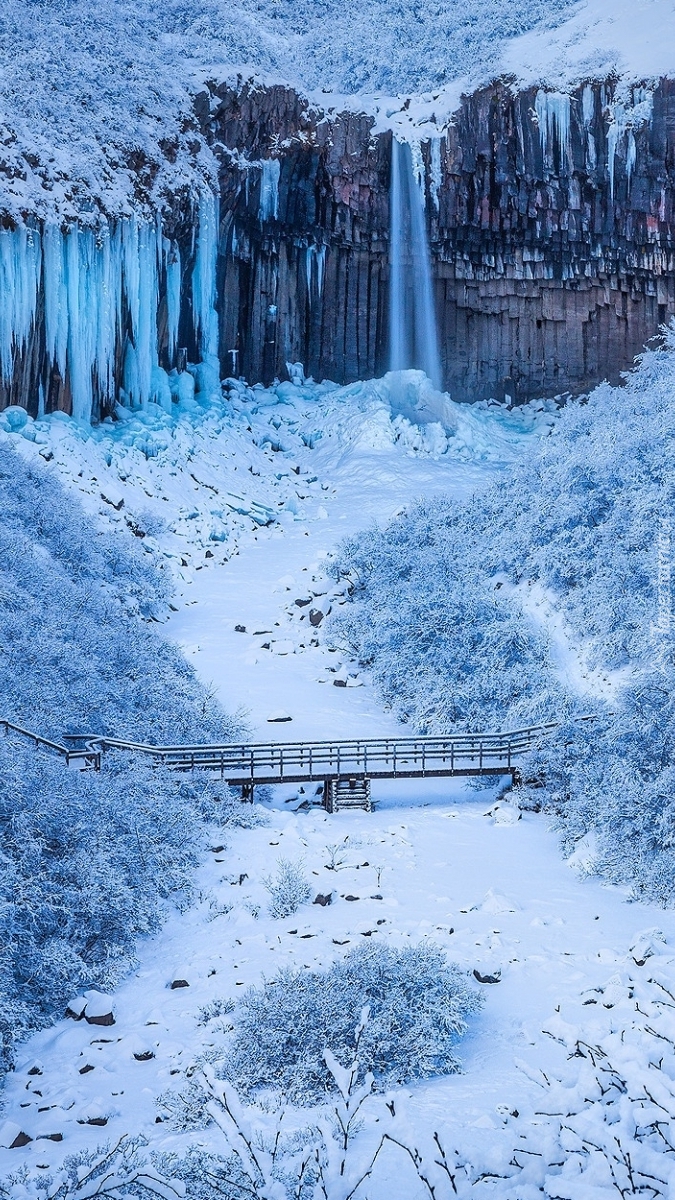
[65,996,88,1021]
[83,993,115,1026]
[0,1121,31,1149]
[79,1064,95,1075]
[473,969,502,985]
[333,678,347,687]
[332,939,350,945]
[344,895,359,902]
[170,979,190,989]
[309,609,324,627]
[234,624,247,633]
[211,845,225,854]
[313,893,333,907]
[85,1117,108,1127]
[294,598,312,608]
[37,1133,63,1142]
[27,1064,43,1076]
[267,711,292,723]
[134,1051,155,1062]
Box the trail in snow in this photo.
[2,370,660,1192]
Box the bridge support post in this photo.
[241,782,254,802]
[323,777,371,814]
[324,779,337,814]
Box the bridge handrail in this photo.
[0,719,98,765]
[60,714,601,761]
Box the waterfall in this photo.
[388,138,442,390]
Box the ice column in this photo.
[259,159,281,223]
[535,91,571,168]
[192,189,220,360]
[0,225,42,383]
[388,138,442,389]
[0,197,219,423]
[305,244,326,305]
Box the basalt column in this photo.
[203,77,675,401]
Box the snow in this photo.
[2,361,675,1193]
[2,0,674,222]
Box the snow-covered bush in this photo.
[0,442,234,745]
[226,942,481,1102]
[331,327,675,901]
[0,444,246,1071]
[0,1137,182,1200]
[263,857,312,918]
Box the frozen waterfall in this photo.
[388,138,442,390]
[0,191,220,423]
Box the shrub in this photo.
[0,444,247,1072]
[263,858,312,918]
[226,941,482,1102]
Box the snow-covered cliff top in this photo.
[1,0,674,222]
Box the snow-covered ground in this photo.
[1,373,674,1195]
[4,370,548,741]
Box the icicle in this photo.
[582,86,595,127]
[192,190,220,360]
[0,225,42,383]
[305,244,326,306]
[259,160,280,222]
[607,90,653,199]
[1,205,202,423]
[429,138,442,212]
[535,91,571,169]
[164,239,181,364]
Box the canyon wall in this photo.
[207,77,675,402]
[1,76,674,415]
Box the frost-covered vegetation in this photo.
[0,0,576,219]
[0,441,244,1070]
[226,942,481,1102]
[332,331,675,901]
[263,857,312,918]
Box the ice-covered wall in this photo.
[207,76,675,401]
[1,75,675,412]
[0,193,219,421]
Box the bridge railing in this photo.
[60,716,600,781]
[0,719,100,768]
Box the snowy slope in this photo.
[3,371,675,1197]
[2,0,674,220]
[3,370,551,739]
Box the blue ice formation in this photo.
[0,191,220,423]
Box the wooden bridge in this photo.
[4,716,596,813]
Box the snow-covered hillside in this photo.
[2,0,673,220]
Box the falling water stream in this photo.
[388,138,442,389]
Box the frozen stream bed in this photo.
[2,371,672,1194]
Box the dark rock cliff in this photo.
[1,75,674,414]
[205,77,675,402]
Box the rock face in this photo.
[204,78,675,402]
[1,76,674,413]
